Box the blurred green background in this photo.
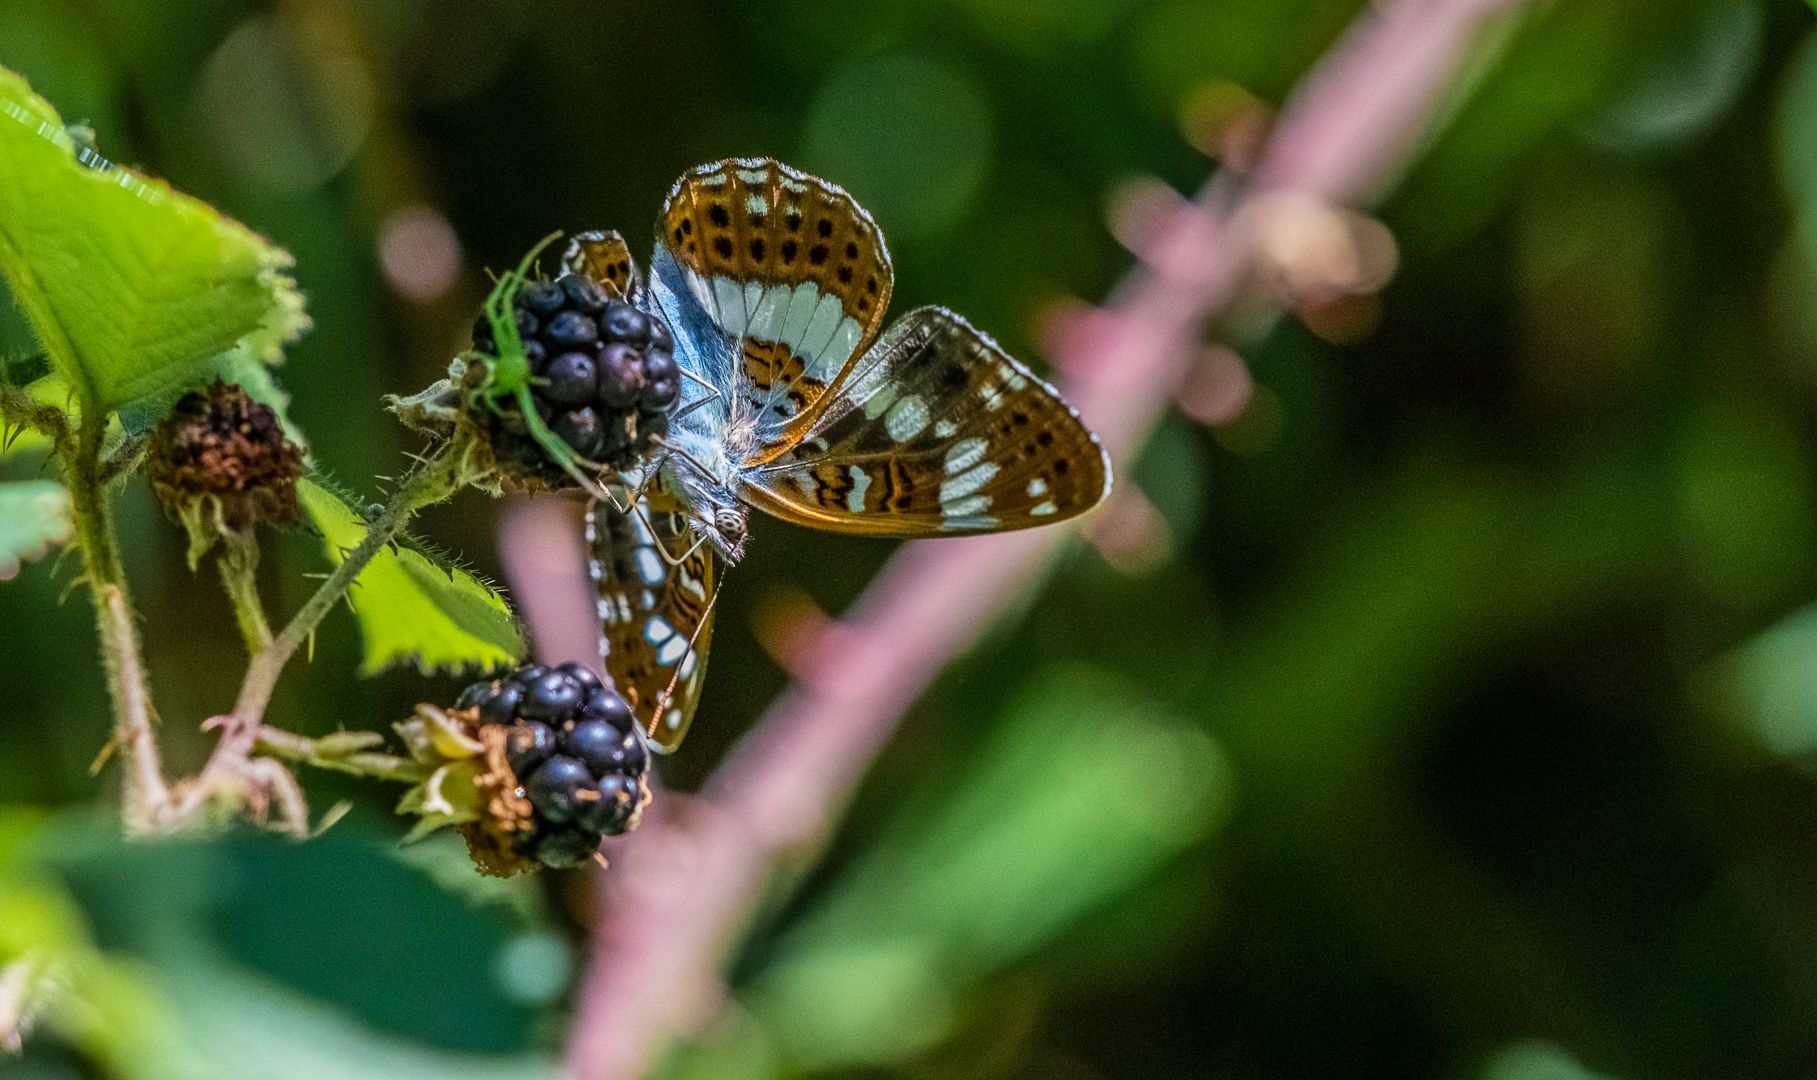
[7,0,1817,1078]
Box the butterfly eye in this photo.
[713,508,746,543]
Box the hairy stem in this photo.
[62,402,170,831]
[165,446,463,828]
[217,530,273,656]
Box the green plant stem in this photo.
[254,727,427,784]
[166,446,462,828]
[217,530,273,655]
[61,403,171,831]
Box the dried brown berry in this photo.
[145,380,304,544]
[461,723,540,878]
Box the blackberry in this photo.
[524,756,592,823]
[504,721,557,775]
[452,660,652,872]
[582,686,635,732]
[550,407,607,461]
[596,343,644,409]
[563,719,646,777]
[577,775,641,835]
[469,268,684,482]
[544,352,599,407]
[519,668,584,720]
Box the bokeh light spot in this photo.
[379,206,463,302]
[492,931,572,1005]
[194,14,375,194]
[1585,0,1762,152]
[800,54,993,239]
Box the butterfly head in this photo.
[703,505,748,560]
[659,431,750,563]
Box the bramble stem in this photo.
[61,400,171,831]
[164,442,464,829]
[217,530,273,656]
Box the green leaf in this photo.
[0,64,308,415]
[0,478,71,579]
[296,478,523,675]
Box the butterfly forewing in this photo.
[563,230,642,301]
[739,307,1110,536]
[587,494,715,752]
[654,158,894,442]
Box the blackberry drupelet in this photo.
[470,271,680,481]
[457,660,651,868]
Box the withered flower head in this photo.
[145,380,303,564]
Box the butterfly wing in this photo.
[563,230,643,301]
[738,307,1110,537]
[651,158,894,444]
[586,494,715,753]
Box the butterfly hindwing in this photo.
[654,158,894,442]
[563,230,642,301]
[739,307,1110,536]
[587,494,715,753]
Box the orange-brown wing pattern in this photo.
[739,307,1110,537]
[587,494,715,753]
[563,230,642,301]
[655,158,893,442]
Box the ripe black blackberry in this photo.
[456,660,650,869]
[470,272,679,483]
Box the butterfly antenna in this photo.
[650,573,723,730]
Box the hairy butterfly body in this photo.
[590,158,1110,751]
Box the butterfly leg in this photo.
[668,368,725,425]
[630,496,710,568]
[646,434,719,484]
[643,571,724,747]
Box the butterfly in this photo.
[571,158,1111,753]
